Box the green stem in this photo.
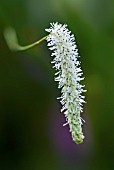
[4,27,48,51]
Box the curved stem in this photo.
[4,27,48,51]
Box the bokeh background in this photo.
[0,0,114,170]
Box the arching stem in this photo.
[4,27,48,51]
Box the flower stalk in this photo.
[4,27,48,51]
[4,22,86,144]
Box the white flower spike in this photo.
[4,22,86,144]
[45,22,86,144]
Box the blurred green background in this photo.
[0,0,114,169]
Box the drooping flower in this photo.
[4,22,87,144]
[45,22,86,144]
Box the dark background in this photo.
[0,0,114,169]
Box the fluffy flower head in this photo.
[45,22,86,144]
